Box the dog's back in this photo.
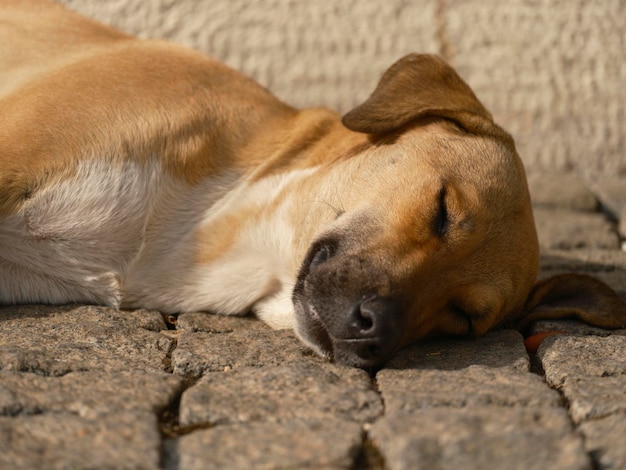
[0,0,294,307]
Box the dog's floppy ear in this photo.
[515,273,626,331]
[342,54,500,137]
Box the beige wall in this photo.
[59,0,626,182]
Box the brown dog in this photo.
[1,1,625,368]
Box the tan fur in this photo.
[2,0,625,368]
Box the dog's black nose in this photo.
[335,295,405,369]
[346,295,396,337]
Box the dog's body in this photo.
[2,1,625,368]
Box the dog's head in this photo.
[292,54,626,369]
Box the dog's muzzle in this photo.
[293,239,407,370]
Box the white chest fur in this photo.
[0,158,315,329]
[122,166,319,329]
[0,158,160,306]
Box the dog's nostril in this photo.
[360,313,374,331]
[350,295,381,335]
[349,295,403,339]
[357,303,376,333]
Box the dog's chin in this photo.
[293,299,396,370]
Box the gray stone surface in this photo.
[578,412,626,470]
[536,332,626,465]
[562,376,626,424]
[0,370,182,469]
[0,305,173,376]
[538,335,626,387]
[172,328,315,376]
[533,208,620,250]
[377,366,561,413]
[177,418,363,470]
[0,370,181,416]
[0,411,162,470]
[180,363,382,426]
[385,330,530,372]
[176,311,270,333]
[370,407,591,470]
[528,173,599,212]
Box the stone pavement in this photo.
[0,173,625,469]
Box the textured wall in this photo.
[58,0,626,181]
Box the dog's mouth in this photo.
[293,293,404,370]
[292,240,405,370]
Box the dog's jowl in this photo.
[1,0,625,368]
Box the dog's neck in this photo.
[120,109,370,321]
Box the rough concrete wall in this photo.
[58,0,625,181]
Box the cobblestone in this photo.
[527,173,599,212]
[369,407,590,470]
[180,363,382,426]
[534,208,620,250]
[0,305,173,376]
[176,419,363,470]
[578,413,626,470]
[0,411,163,470]
[171,328,315,376]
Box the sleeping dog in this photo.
[1,0,625,368]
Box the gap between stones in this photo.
[157,313,209,470]
[526,347,603,469]
[356,375,386,470]
[155,313,387,469]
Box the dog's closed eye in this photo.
[433,186,449,237]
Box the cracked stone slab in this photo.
[0,410,162,470]
[171,329,318,376]
[578,412,626,470]
[177,418,363,470]
[370,407,591,470]
[0,305,172,376]
[377,365,561,413]
[538,335,626,387]
[561,376,626,424]
[384,330,529,372]
[533,208,619,250]
[0,370,182,417]
[528,173,599,212]
[180,362,382,426]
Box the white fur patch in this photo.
[0,158,159,305]
[1,157,316,329]
[123,167,318,324]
